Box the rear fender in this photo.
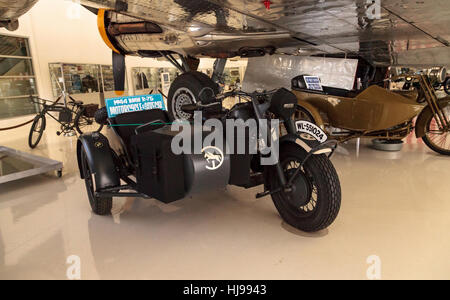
[415,97,450,138]
[77,132,120,190]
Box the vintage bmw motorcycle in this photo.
[77,75,341,232]
[292,74,450,155]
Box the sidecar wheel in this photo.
[269,144,341,232]
[80,148,112,215]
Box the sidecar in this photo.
[291,75,424,132]
[76,108,233,215]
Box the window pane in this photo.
[62,64,99,94]
[101,65,114,92]
[49,63,64,97]
[100,65,127,92]
[0,78,37,98]
[0,35,30,57]
[0,97,39,119]
[133,67,159,93]
[0,57,34,76]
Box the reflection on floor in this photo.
[0,118,449,280]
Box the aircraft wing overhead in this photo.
[0,0,39,30]
[0,0,449,66]
[79,0,450,66]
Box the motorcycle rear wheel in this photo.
[269,144,341,232]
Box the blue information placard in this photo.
[106,94,166,118]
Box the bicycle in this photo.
[28,92,103,149]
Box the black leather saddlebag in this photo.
[131,130,185,203]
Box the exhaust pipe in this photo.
[108,22,162,36]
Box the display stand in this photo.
[0,146,63,184]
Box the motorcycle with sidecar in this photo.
[77,83,341,232]
[292,74,450,155]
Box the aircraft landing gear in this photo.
[164,54,226,121]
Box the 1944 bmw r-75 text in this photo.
[292,74,450,155]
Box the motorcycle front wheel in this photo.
[268,143,341,232]
[423,106,450,155]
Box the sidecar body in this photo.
[77,109,234,204]
[292,75,424,132]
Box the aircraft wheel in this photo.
[167,71,218,121]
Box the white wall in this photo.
[0,0,247,125]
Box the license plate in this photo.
[295,121,328,143]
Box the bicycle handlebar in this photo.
[29,94,81,107]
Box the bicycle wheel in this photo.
[28,114,46,149]
[422,105,450,155]
[74,107,103,134]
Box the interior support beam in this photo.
[212,58,227,85]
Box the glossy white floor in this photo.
[0,116,449,280]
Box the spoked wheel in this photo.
[423,106,450,155]
[74,108,103,134]
[80,148,112,215]
[444,78,450,95]
[294,105,315,123]
[269,144,341,232]
[280,105,316,136]
[171,87,196,121]
[28,114,46,149]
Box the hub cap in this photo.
[172,87,196,120]
[284,161,313,209]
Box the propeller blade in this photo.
[112,51,126,96]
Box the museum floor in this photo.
[0,116,449,280]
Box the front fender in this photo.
[280,133,335,155]
[415,97,450,138]
[77,132,120,190]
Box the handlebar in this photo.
[29,95,55,106]
[181,89,277,114]
[208,89,278,103]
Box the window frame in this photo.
[0,33,39,120]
